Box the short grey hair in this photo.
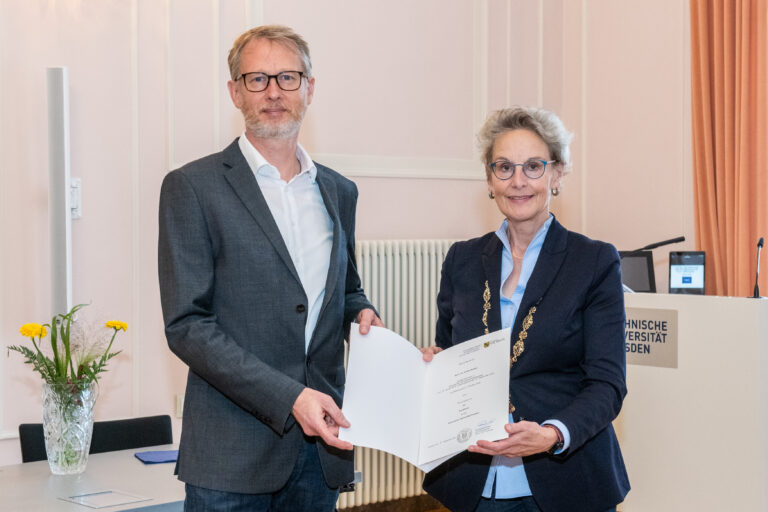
[478,106,573,179]
[228,25,312,80]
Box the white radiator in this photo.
[337,239,456,509]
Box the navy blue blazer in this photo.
[423,217,630,512]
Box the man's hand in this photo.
[356,308,384,334]
[292,388,353,451]
[467,421,559,458]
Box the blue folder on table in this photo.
[134,450,178,464]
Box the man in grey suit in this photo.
[158,25,381,511]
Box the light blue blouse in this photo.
[481,215,567,498]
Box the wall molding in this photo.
[166,0,175,171]
[130,0,141,417]
[0,0,5,431]
[580,0,588,234]
[0,2,4,430]
[314,153,484,181]
[537,0,544,106]
[473,0,489,141]
[679,0,689,235]
[212,0,221,150]
[172,154,484,181]
[0,430,18,441]
[246,0,264,27]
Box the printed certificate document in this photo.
[340,325,510,472]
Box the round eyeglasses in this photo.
[489,159,555,180]
[237,71,305,92]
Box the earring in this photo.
[488,192,495,199]
[551,188,560,197]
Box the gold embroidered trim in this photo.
[510,306,536,368]
[485,278,538,414]
[482,280,491,334]
[508,305,537,414]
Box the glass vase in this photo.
[41,381,97,475]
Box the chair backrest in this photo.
[90,415,173,454]
[18,423,46,463]
[18,414,172,463]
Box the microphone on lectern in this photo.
[753,237,764,299]
[621,236,686,258]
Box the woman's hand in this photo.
[420,346,443,362]
[467,421,559,458]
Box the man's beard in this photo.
[243,102,306,139]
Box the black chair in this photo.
[19,414,173,463]
[18,423,47,463]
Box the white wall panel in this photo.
[168,0,217,166]
[219,1,252,145]
[579,0,692,290]
[0,0,6,443]
[263,0,485,179]
[136,0,187,442]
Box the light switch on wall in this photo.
[71,177,81,219]
[175,394,184,418]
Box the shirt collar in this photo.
[495,214,554,256]
[238,133,317,183]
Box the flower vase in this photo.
[41,381,97,475]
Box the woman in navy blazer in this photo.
[422,107,629,512]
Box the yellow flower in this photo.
[105,320,128,332]
[19,323,47,338]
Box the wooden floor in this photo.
[341,494,448,512]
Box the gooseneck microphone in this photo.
[635,236,686,252]
[753,237,764,299]
[621,236,686,258]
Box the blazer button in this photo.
[296,304,306,313]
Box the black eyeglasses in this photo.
[237,71,305,92]
[489,159,555,180]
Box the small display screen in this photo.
[619,251,656,293]
[669,251,705,294]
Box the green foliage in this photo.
[8,304,126,395]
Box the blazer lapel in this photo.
[221,140,302,286]
[517,217,568,316]
[481,235,504,332]
[314,167,342,317]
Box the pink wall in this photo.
[0,0,693,465]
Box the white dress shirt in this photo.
[238,134,333,352]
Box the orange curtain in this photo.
[690,0,768,296]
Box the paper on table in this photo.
[59,490,150,509]
[340,325,510,471]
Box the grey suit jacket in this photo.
[158,138,373,494]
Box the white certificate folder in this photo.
[340,325,511,471]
